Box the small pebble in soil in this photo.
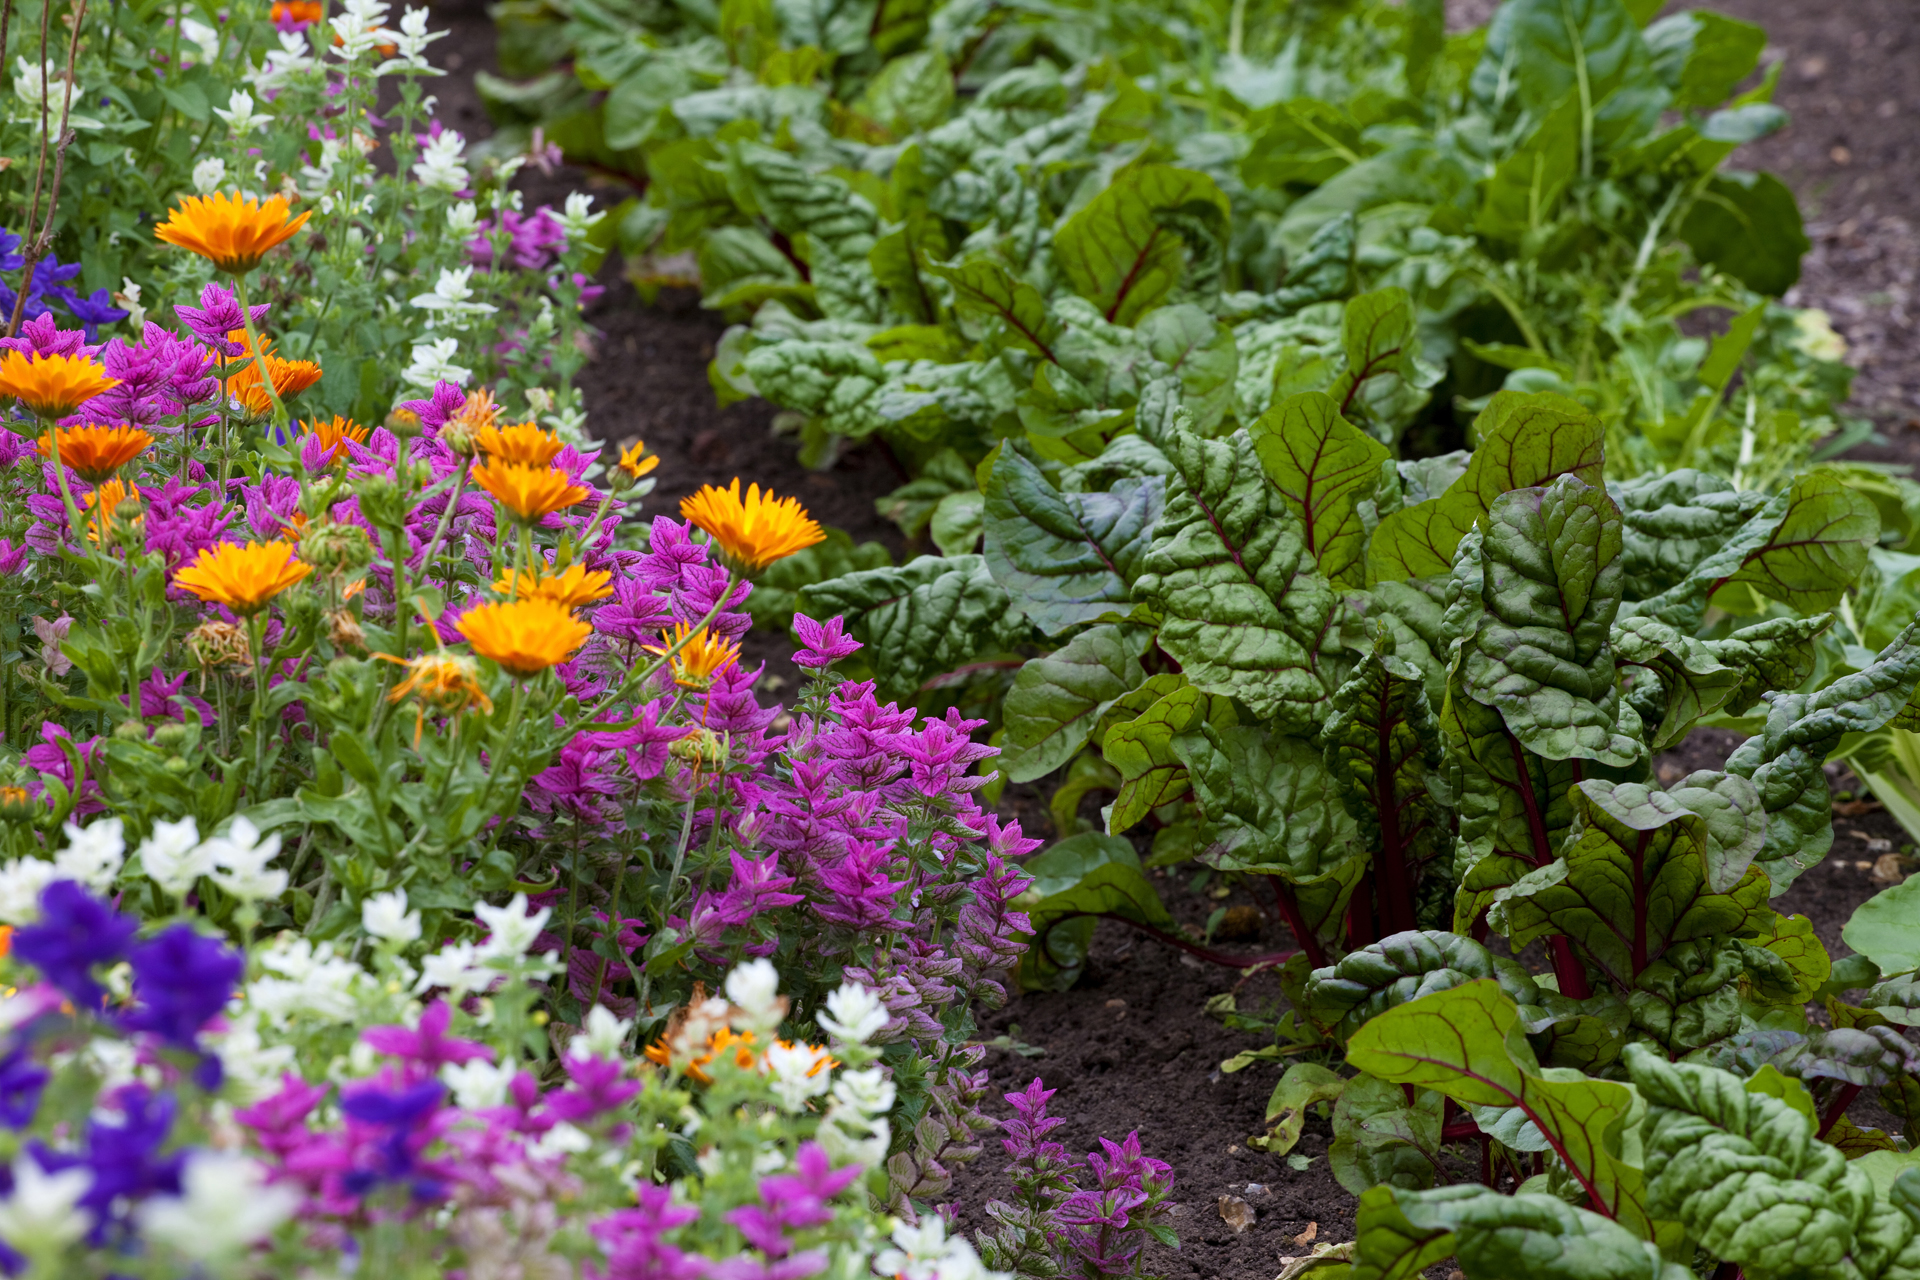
[1217,1195,1255,1234]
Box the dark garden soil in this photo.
[428,0,1920,1274]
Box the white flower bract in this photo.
[412,128,469,193]
[137,815,209,899]
[401,337,471,390]
[818,982,888,1045]
[0,858,57,926]
[137,1152,298,1261]
[474,894,550,962]
[361,889,422,945]
[54,817,124,891]
[0,1157,92,1253]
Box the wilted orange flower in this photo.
[83,478,141,545]
[225,330,322,417]
[644,1027,759,1084]
[154,191,310,274]
[0,350,118,419]
[644,623,740,690]
[173,540,312,614]
[494,562,615,609]
[471,458,590,523]
[37,424,153,484]
[380,651,494,744]
[474,420,564,467]
[300,415,370,465]
[457,598,592,677]
[617,440,659,482]
[450,388,504,434]
[680,479,824,572]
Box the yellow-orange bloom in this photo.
[450,388,504,433]
[457,597,591,677]
[643,623,740,690]
[474,420,564,467]
[172,540,312,614]
[0,350,118,419]
[644,1027,759,1084]
[493,562,615,610]
[154,191,311,274]
[300,415,370,465]
[381,651,494,744]
[225,330,322,417]
[271,0,323,24]
[617,440,659,482]
[83,478,141,545]
[680,479,824,572]
[36,424,153,485]
[471,458,590,523]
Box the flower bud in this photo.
[186,619,251,669]
[299,520,374,575]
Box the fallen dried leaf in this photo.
[1274,1242,1356,1279]
[1872,852,1907,886]
[1834,799,1884,817]
[1293,1222,1318,1246]
[1218,1195,1255,1234]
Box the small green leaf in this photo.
[1013,833,1175,990]
[999,625,1150,784]
[1052,165,1231,326]
[1249,391,1388,586]
[1256,1063,1347,1156]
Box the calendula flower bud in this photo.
[385,406,423,439]
[299,520,374,575]
[0,786,41,824]
[327,608,365,650]
[439,417,481,458]
[185,619,251,670]
[669,727,729,769]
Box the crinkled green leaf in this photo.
[868,213,951,325]
[1099,681,1236,835]
[1347,980,1652,1237]
[1329,1072,1443,1197]
[1727,617,1920,892]
[1777,1026,1920,1089]
[1305,930,1540,1046]
[982,445,1165,636]
[1353,1185,1690,1280]
[797,554,1030,701]
[1249,390,1388,586]
[1613,468,1769,600]
[1704,614,1832,716]
[1628,1042,1920,1278]
[1498,777,1771,994]
[1370,391,1605,582]
[1139,304,1240,435]
[1459,476,1640,766]
[855,48,953,135]
[926,256,1056,359]
[1257,1063,1347,1155]
[1175,723,1359,882]
[1330,287,1437,440]
[1052,165,1231,326]
[1629,937,1753,1056]
[1717,471,1880,614]
[1750,912,1833,1005]
[998,624,1150,784]
[1012,832,1174,990]
[1132,427,1347,730]
[1321,646,1446,935]
[1612,616,1745,751]
[1681,170,1811,297]
[726,140,878,261]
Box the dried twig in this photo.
[7,0,88,338]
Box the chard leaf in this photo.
[926,256,1056,359]
[1329,287,1429,434]
[1775,1026,1920,1089]
[1459,476,1640,766]
[1498,777,1771,993]
[868,213,951,324]
[1131,427,1347,731]
[1844,878,1920,978]
[1475,96,1582,244]
[1726,617,1920,892]
[1353,1186,1690,1280]
[1370,391,1605,583]
[1174,723,1360,884]
[1257,1063,1347,1155]
[726,140,878,261]
[1681,170,1811,297]
[982,446,1165,636]
[1613,468,1768,600]
[1099,681,1236,835]
[1321,645,1447,936]
[1627,1043,1920,1276]
[797,554,1029,700]
[1305,930,1539,1046]
[1347,980,1652,1237]
[1139,305,1240,435]
[1013,832,1175,990]
[1611,616,1745,751]
[1703,614,1831,715]
[1629,938,1750,1056]
[1645,10,1766,108]
[1241,98,1372,187]
[998,625,1149,784]
[1249,390,1389,586]
[1714,471,1880,614]
[1329,1073,1443,1196]
[1473,0,1668,164]
[1749,912,1833,1005]
[1052,165,1232,326]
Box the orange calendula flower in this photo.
[300,415,370,465]
[83,479,142,545]
[680,479,825,573]
[451,388,504,433]
[643,1027,759,1085]
[457,598,592,677]
[173,540,313,614]
[271,0,323,24]
[474,420,565,467]
[471,458,591,523]
[0,350,118,419]
[225,331,322,417]
[643,623,740,690]
[380,651,494,744]
[493,562,615,610]
[154,191,311,274]
[36,424,154,485]
[616,440,659,482]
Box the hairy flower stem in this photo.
[581,572,740,727]
[415,468,469,593]
[232,272,289,434]
[247,612,271,791]
[639,764,704,1016]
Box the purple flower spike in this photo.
[792,614,861,668]
[121,925,244,1052]
[13,881,139,1013]
[362,1000,494,1071]
[175,282,268,354]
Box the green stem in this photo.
[581,571,740,727]
[231,272,289,433]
